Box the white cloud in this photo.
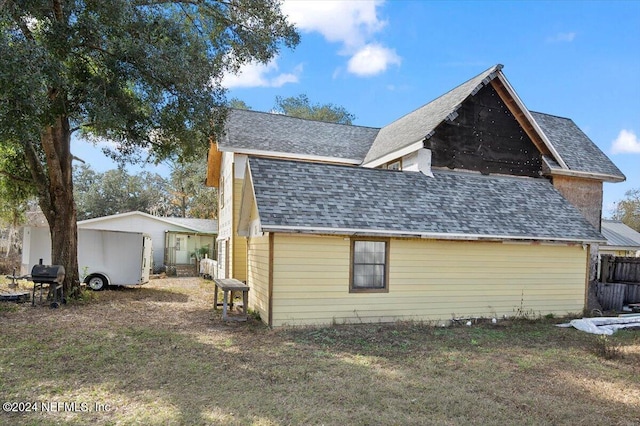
[347,44,401,76]
[611,129,640,154]
[547,32,577,43]
[222,60,302,89]
[282,0,399,77]
[282,0,385,49]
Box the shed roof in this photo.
[601,220,640,249]
[531,112,625,181]
[218,108,379,163]
[78,211,218,234]
[245,157,603,243]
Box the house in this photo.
[206,64,625,327]
[600,220,640,257]
[78,211,217,273]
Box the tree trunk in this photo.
[25,115,80,296]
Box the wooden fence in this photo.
[598,255,640,311]
[600,255,640,283]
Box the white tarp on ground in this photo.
[557,316,640,335]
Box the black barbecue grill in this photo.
[31,264,65,308]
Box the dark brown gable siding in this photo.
[429,84,543,177]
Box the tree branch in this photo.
[22,139,51,208]
[0,169,33,184]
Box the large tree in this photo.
[0,1,298,294]
[273,94,355,124]
[168,159,217,219]
[612,188,640,232]
[73,165,177,220]
[0,144,35,259]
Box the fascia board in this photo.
[216,146,360,165]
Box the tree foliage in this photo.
[228,98,252,110]
[273,94,355,124]
[73,161,217,220]
[0,1,298,293]
[73,165,176,220]
[612,188,640,231]
[168,160,218,219]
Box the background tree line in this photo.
[73,160,217,220]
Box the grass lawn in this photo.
[0,277,639,425]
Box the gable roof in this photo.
[216,66,623,184]
[243,157,604,243]
[531,112,625,181]
[78,211,218,233]
[363,64,504,165]
[601,220,640,249]
[218,108,379,164]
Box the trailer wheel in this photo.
[86,275,107,291]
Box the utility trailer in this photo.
[22,227,152,291]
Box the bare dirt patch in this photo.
[0,276,639,425]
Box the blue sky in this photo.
[73,0,640,217]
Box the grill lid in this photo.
[31,265,66,283]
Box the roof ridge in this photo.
[362,64,504,165]
[380,64,503,127]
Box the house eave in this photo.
[258,225,604,244]
[547,167,626,183]
[217,146,361,165]
[600,245,640,252]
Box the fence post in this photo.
[600,255,611,283]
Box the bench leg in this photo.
[222,290,228,320]
[242,290,248,317]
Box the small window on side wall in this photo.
[350,239,389,293]
[387,160,401,170]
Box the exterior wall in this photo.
[247,233,271,323]
[217,152,235,278]
[429,84,543,177]
[263,234,587,327]
[233,177,247,281]
[552,175,603,231]
[216,152,248,281]
[78,215,196,268]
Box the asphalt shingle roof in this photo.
[248,157,604,242]
[218,68,623,184]
[363,64,503,164]
[531,111,625,180]
[219,109,379,162]
[601,220,640,248]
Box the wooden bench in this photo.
[213,278,250,321]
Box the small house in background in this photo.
[600,220,640,257]
[78,211,217,275]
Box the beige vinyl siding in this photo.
[247,233,270,323]
[232,178,247,281]
[269,234,587,327]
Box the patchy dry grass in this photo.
[0,277,639,425]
